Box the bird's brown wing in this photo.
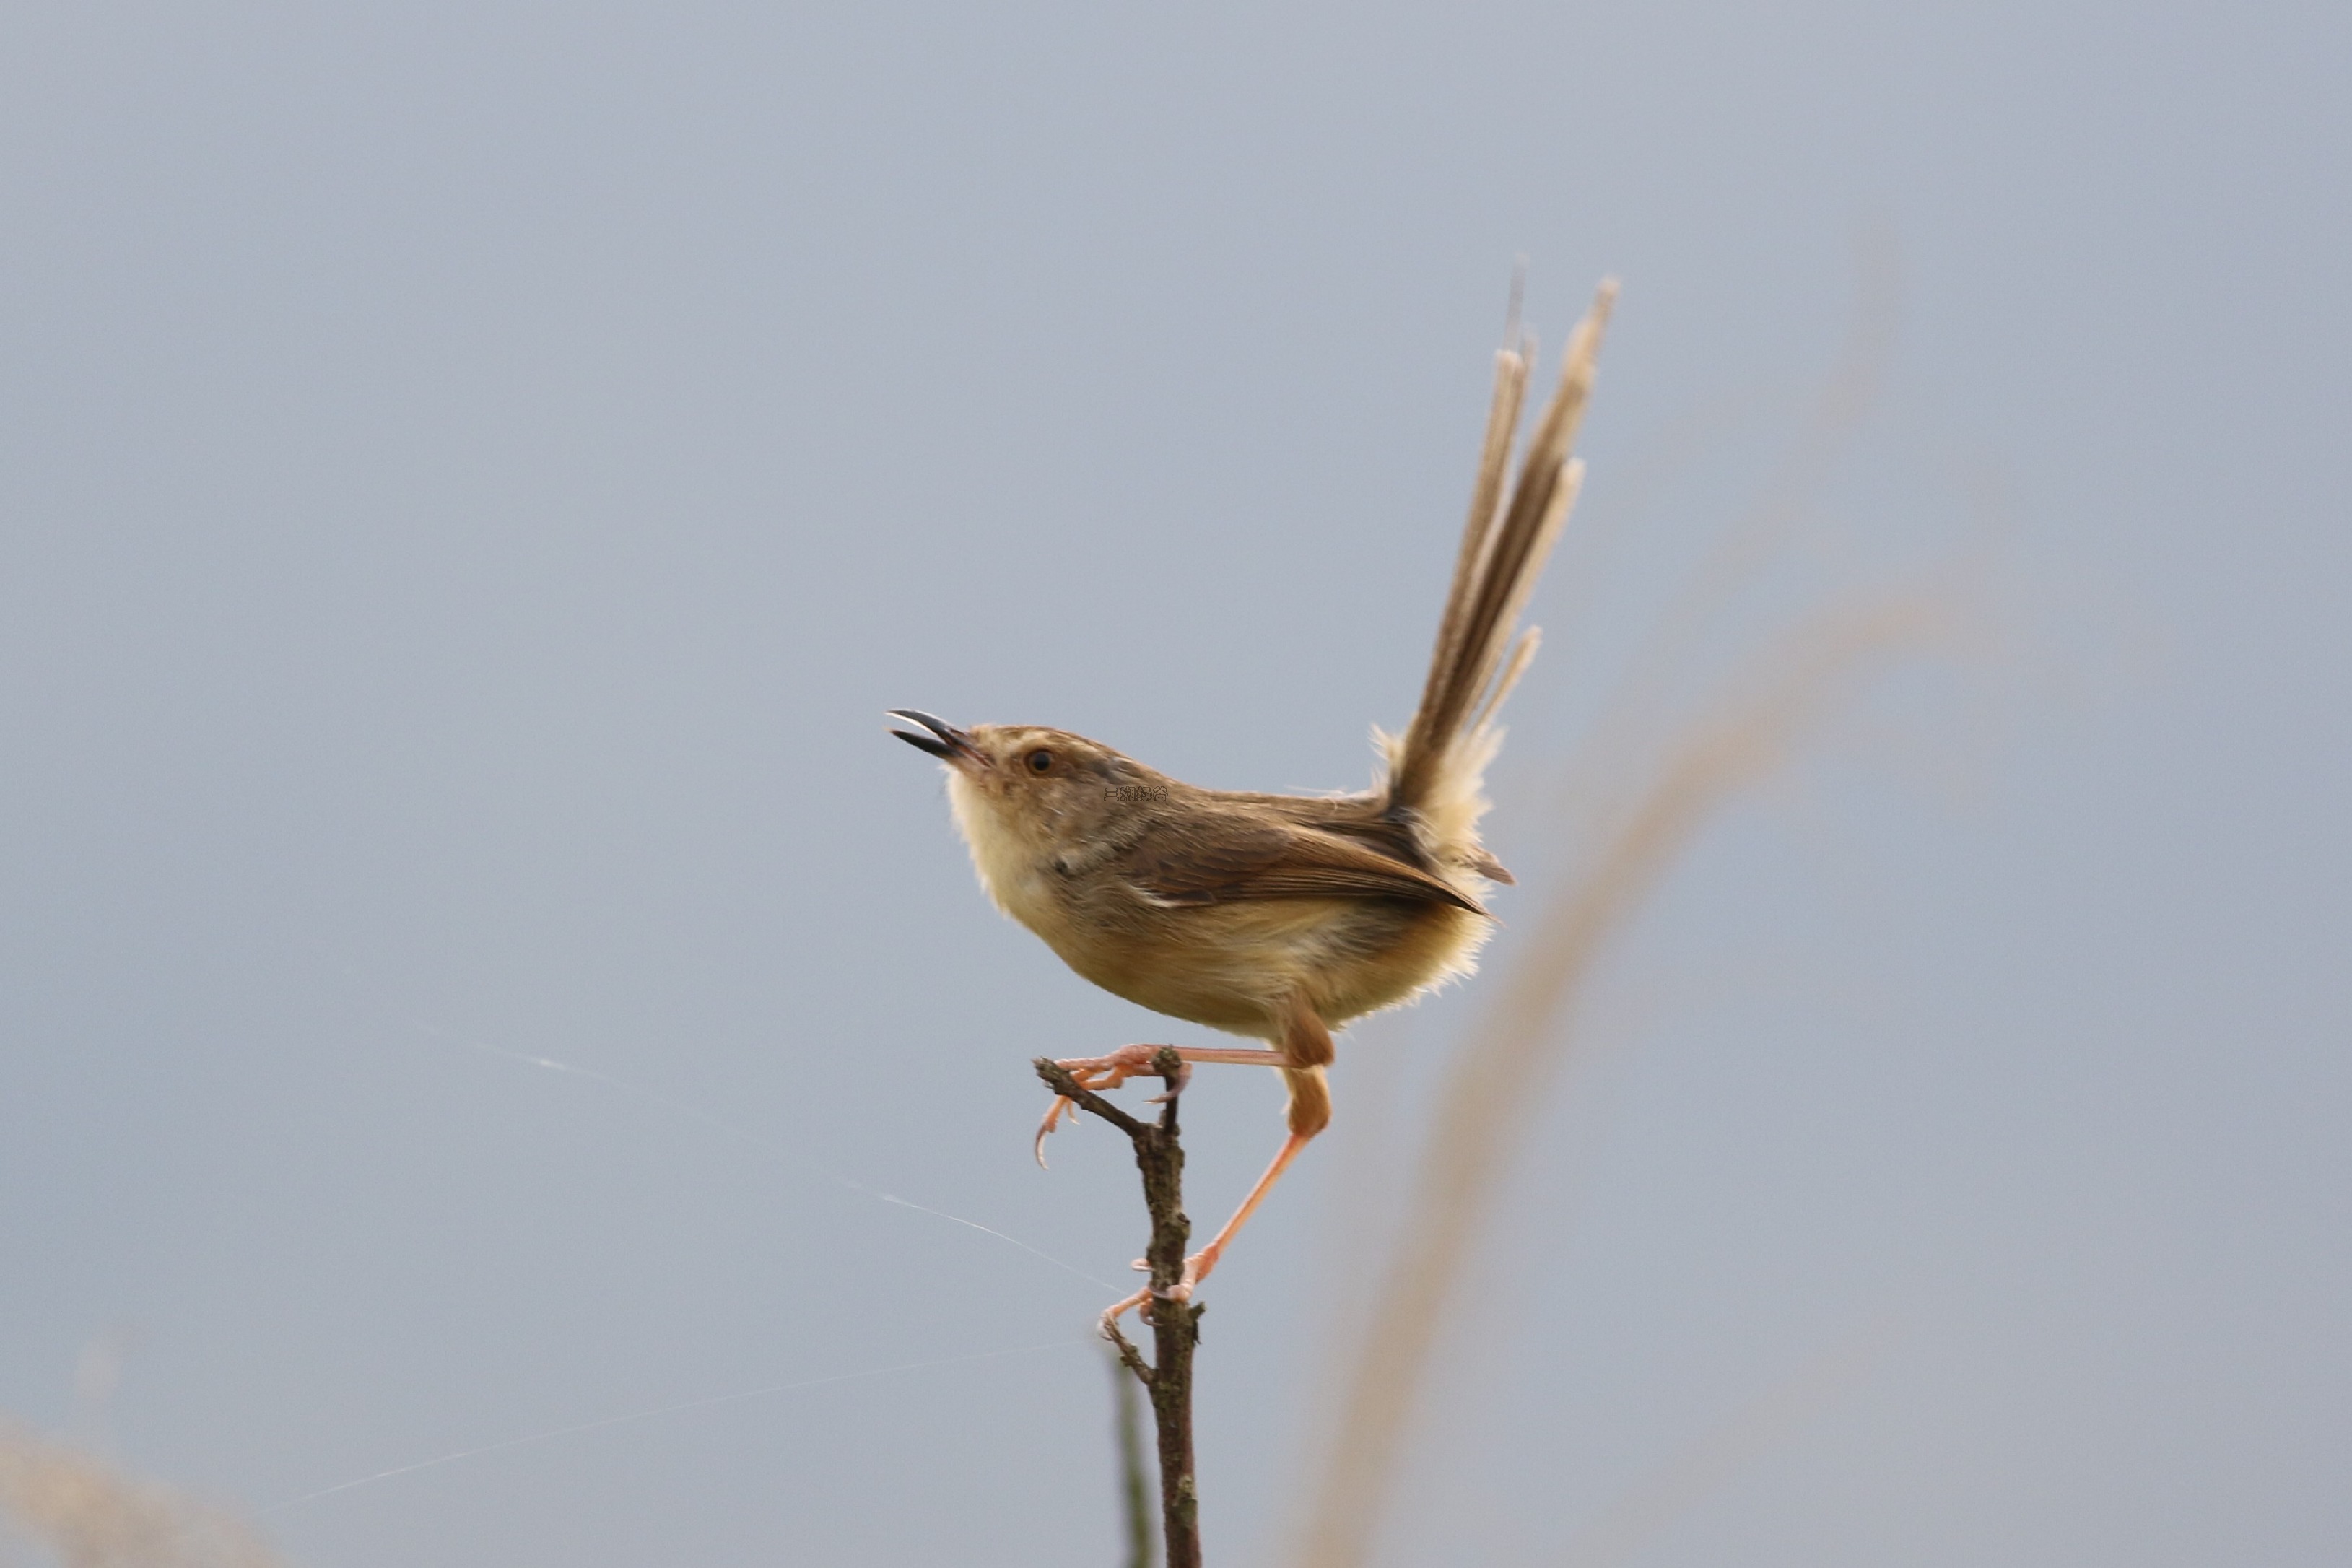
[1117,814,1487,915]
[1248,792,1520,886]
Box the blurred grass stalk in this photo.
[1111,1346,1159,1568]
[1294,237,1951,1565]
[1294,588,1949,1568]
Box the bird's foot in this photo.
[1096,1240,1223,1333]
[1033,1045,1189,1166]
[1058,1042,1192,1097]
[1176,1240,1220,1298]
[1099,1286,1151,1335]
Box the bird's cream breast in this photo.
[945,772,1060,930]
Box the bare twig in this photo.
[1035,1050,1204,1568]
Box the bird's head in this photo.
[887,710,1157,874]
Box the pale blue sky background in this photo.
[1,4,2345,1564]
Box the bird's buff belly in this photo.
[1032,897,1489,1038]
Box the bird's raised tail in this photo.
[1382,279,1616,860]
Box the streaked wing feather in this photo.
[1120,818,1486,915]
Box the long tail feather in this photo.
[1390,281,1616,818]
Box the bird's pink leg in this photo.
[1034,1043,1288,1164]
[1095,1001,1334,1324]
[1101,1128,1313,1327]
[1177,1130,1310,1297]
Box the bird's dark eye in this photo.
[1026,749,1055,773]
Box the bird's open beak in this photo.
[887,709,986,767]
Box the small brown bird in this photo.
[892,282,1613,1320]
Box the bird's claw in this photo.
[1033,1045,1182,1167]
[1144,1059,1193,1103]
[1099,1246,1214,1331]
[1032,1097,1076,1167]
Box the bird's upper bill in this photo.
[887,709,986,767]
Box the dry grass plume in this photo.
[0,1424,284,1568]
[1296,248,1961,1566]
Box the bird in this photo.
[889,282,1614,1323]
